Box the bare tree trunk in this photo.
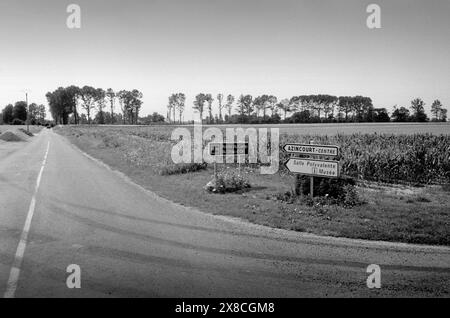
[110,102,114,124]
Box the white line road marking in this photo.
[3,141,50,298]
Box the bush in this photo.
[274,175,364,208]
[338,184,363,207]
[206,169,251,193]
[160,163,207,175]
[294,175,356,198]
[11,118,25,125]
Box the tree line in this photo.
[1,90,446,126]
[45,86,150,125]
[167,93,447,124]
[392,99,447,122]
[0,101,46,125]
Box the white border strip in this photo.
[4,141,50,298]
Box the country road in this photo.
[0,129,449,297]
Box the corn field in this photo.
[61,126,450,185]
[281,133,450,184]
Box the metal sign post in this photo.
[214,159,218,183]
[309,140,314,198]
[209,142,249,178]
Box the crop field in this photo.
[55,124,450,245]
[193,122,450,136]
[82,124,450,185]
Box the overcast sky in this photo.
[0,0,449,120]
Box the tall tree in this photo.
[205,94,214,123]
[338,96,352,121]
[37,104,46,122]
[391,105,410,122]
[237,94,253,123]
[193,93,207,122]
[441,108,448,122]
[167,94,177,123]
[2,104,14,124]
[117,90,127,124]
[28,103,38,123]
[321,95,338,120]
[225,94,234,119]
[289,96,300,113]
[79,86,97,124]
[410,98,428,122]
[277,98,291,120]
[130,89,143,124]
[253,95,269,120]
[252,95,264,119]
[217,93,224,122]
[431,100,447,122]
[66,85,81,124]
[13,101,28,122]
[106,88,116,124]
[176,93,186,123]
[95,88,106,124]
[267,95,278,117]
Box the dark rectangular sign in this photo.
[209,143,249,156]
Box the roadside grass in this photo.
[55,125,450,246]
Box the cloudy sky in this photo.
[0,0,449,120]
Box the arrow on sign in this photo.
[285,158,339,178]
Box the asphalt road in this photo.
[0,129,449,297]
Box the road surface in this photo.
[0,129,449,297]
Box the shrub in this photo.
[206,170,251,193]
[294,175,356,198]
[338,184,364,207]
[160,163,207,175]
[273,175,364,208]
[12,118,25,125]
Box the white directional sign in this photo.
[285,158,339,178]
[283,143,339,157]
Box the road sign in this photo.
[285,158,339,178]
[209,142,249,156]
[283,143,339,157]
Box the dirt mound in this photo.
[0,130,26,142]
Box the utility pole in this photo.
[26,92,29,133]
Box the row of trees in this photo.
[166,93,446,124]
[392,99,447,122]
[46,86,144,125]
[1,101,46,125]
